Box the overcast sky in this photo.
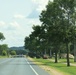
[0,0,52,47]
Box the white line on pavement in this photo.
[25,59,39,75]
[30,65,39,75]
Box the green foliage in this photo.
[0,44,8,55]
[10,50,16,55]
[0,32,5,41]
[2,50,7,56]
[24,0,76,66]
[40,0,76,65]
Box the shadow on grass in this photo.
[32,58,68,67]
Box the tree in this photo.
[0,44,8,55]
[32,25,47,55]
[40,1,64,63]
[10,51,16,55]
[24,36,30,50]
[2,50,7,56]
[0,32,5,41]
[24,0,76,67]
[24,25,48,57]
[57,0,76,66]
[0,32,6,55]
[40,0,76,66]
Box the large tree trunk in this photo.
[59,50,61,59]
[50,49,52,58]
[55,53,57,63]
[44,49,46,55]
[55,49,58,63]
[66,42,70,66]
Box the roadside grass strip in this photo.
[32,58,76,75]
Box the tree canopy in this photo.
[24,0,76,66]
[0,32,5,41]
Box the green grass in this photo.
[59,58,74,63]
[33,58,76,75]
[0,55,8,58]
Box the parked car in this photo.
[43,55,48,59]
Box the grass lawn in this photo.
[33,58,76,75]
[0,56,8,58]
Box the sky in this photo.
[0,0,52,47]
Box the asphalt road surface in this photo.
[0,58,50,75]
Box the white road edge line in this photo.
[30,65,39,75]
[26,59,39,75]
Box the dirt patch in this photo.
[28,57,64,75]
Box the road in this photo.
[0,58,50,75]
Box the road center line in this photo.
[26,59,39,75]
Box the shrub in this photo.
[2,50,7,56]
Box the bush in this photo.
[28,52,36,58]
[2,50,7,56]
[10,50,16,55]
[36,55,41,58]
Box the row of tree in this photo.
[0,44,8,56]
[9,50,26,55]
[0,32,26,56]
[0,32,8,56]
[24,0,76,66]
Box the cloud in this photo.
[4,21,21,31]
[31,0,49,12]
[28,19,41,25]
[14,14,25,19]
[0,21,21,31]
[0,21,8,31]
[32,0,53,12]
[27,9,40,18]
[0,21,5,26]
[0,31,25,47]
[9,21,20,28]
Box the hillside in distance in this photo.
[9,46,25,50]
